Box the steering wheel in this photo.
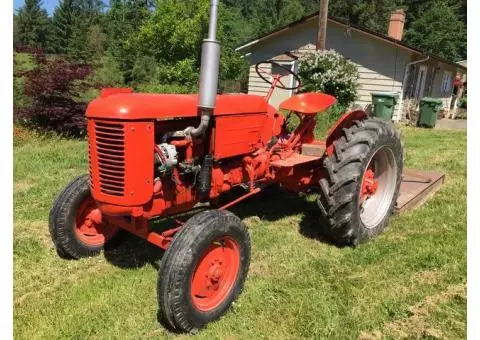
[255,60,302,91]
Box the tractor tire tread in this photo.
[49,174,122,259]
[158,210,251,333]
[317,118,403,246]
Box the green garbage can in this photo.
[371,92,399,120]
[418,98,443,128]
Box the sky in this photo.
[13,0,59,15]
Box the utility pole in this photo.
[316,0,329,50]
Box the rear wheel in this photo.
[158,210,250,333]
[318,118,403,246]
[49,175,121,259]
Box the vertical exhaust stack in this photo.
[185,0,221,137]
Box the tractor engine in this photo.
[86,92,284,218]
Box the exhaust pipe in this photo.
[185,0,221,137]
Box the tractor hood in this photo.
[86,92,269,120]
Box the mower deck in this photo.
[396,169,445,213]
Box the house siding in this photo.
[430,61,457,111]
[247,64,271,96]
[401,58,457,116]
[245,18,411,120]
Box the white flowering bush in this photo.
[298,49,359,107]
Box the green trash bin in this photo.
[418,98,443,128]
[371,92,399,120]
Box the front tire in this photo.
[49,175,121,259]
[318,118,403,246]
[158,210,251,333]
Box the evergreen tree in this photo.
[16,0,51,49]
[13,15,20,48]
[105,0,152,83]
[51,0,76,55]
[250,0,305,36]
[51,0,105,61]
[404,1,466,60]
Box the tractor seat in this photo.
[279,93,337,115]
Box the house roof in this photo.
[236,12,467,71]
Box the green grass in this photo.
[14,125,466,339]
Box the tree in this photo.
[250,0,305,36]
[51,0,75,54]
[105,0,152,83]
[404,1,466,61]
[94,54,125,86]
[87,24,107,62]
[15,0,51,49]
[51,0,105,62]
[13,15,20,48]
[132,0,247,87]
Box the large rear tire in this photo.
[158,210,250,333]
[49,175,122,259]
[318,118,403,246]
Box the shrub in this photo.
[458,96,467,109]
[298,49,359,107]
[13,52,36,109]
[135,82,195,94]
[94,54,125,88]
[14,50,93,136]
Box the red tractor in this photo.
[49,0,403,333]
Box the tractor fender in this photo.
[325,110,368,156]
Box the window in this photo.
[441,71,453,93]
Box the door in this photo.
[268,61,298,109]
[414,65,427,100]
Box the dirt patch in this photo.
[14,179,35,193]
[243,216,261,227]
[361,284,466,339]
[250,256,272,278]
[412,269,443,285]
[358,330,382,339]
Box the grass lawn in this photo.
[13,125,466,339]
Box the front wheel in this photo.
[49,175,121,259]
[158,210,251,333]
[317,118,403,246]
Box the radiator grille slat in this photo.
[93,122,126,196]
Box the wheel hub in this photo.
[359,147,398,229]
[74,197,118,246]
[191,236,240,312]
[361,168,378,199]
[207,260,223,284]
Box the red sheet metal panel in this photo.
[88,119,154,206]
[213,114,266,159]
[86,93,269,120]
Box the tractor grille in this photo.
[93,122,126,196]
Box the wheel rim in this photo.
[74,196,118,246]
[359,147,397,229]
[191,236,241,312]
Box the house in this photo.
[235,10,467,121]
